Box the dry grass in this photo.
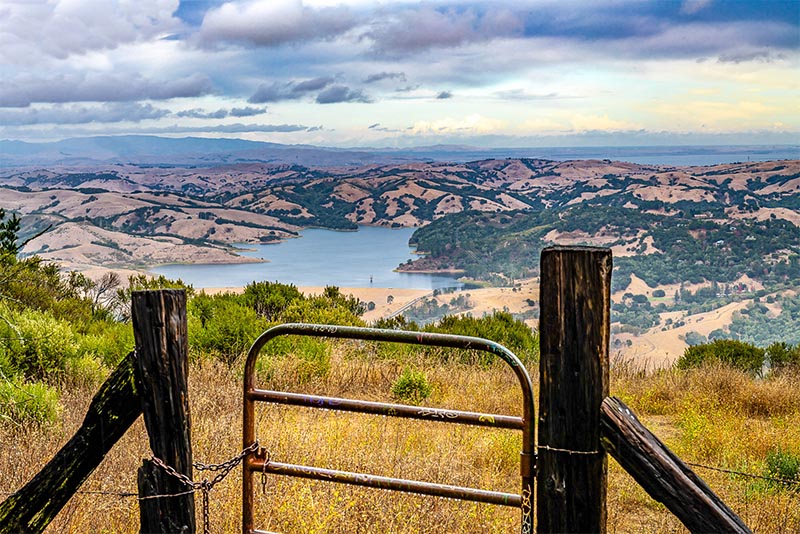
[1,346,799,533]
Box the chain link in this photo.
[149,440,262,534]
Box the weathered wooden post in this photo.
[537,246,611,533]
[132,289,195,534]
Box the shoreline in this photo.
[394,267,466,275]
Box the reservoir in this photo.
[151,226,464,290]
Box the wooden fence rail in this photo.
[0,351,141,533]
[601,396,751,533]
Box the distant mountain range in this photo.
[1,135,797,167]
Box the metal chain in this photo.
[150,440,262,534]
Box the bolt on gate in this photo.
[242,323,536,534]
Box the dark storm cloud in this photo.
[248,77,336,103]
[0,74,213,108]
[0,102,170,126]
[315,86,371,104]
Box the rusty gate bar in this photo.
[243,323,536,534]
[250,459,523,507]
[248,390,524,429]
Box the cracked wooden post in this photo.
[133,289,195,534]
[537,246,611,533]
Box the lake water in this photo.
[152,226,464,290]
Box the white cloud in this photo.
[0,0,182,63]
[197,0,357,47]
[410,114,506,135]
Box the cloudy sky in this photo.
[1,0,798,147]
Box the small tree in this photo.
[0,209,21,259]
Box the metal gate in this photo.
[242,323,536,534]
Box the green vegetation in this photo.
[406,190,799,340]
[2,206,533,426]
[726,294,800,346]
[391,367,432,404]
[764,448,800,490]
[676,339,766,375]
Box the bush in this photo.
[280,295,365,326]
[0,378,60,426]
[5,308,79,380]
[763,447,800,490]
[391,367,432,404]
[766,342,800,374]
[242,281,303,320]
[294,338,331,382]
[425,311,539,365]
[189,299,268,364]
[65,354,109,388]
[676,339,765,375]
[76,322,134,368]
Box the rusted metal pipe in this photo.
[248,389,524,429]
[247,458,523,507]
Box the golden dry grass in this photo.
[1,347,798,533]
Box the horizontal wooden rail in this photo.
[600,396,751,534]
[249,389,524,429]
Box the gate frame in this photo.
[242,323,536,534]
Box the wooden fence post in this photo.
[132,289,195,534]
[537,246,611,533]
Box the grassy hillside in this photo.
[3,158,797,270]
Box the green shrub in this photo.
[766,342,800,374]
[294,338,331,382]
[281,297,365,326]
[6,308,79,380]
[189,300,267,364]
[77,322,134,367]
[0,378,60,426]
[391,367,432,404]
[425,311,539,365]
[65,354,110,388]
[763,447,800,490]
[676,339,765,375]
[242,281,303,320]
